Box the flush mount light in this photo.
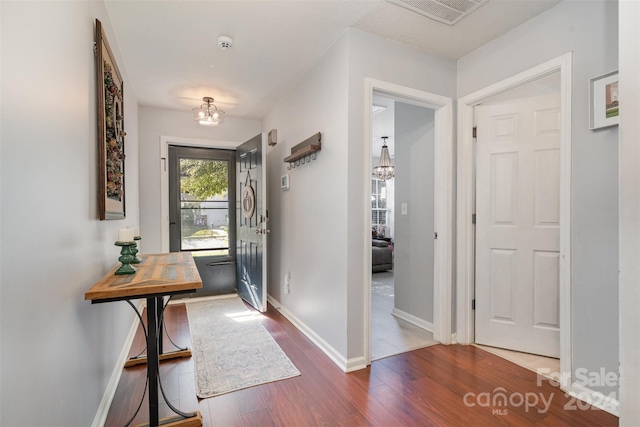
[192,97,225,126]
[217,35,233,49]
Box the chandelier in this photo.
[373,136,394,180]
[193,97,225,126]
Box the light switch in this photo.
[401,203,408,215]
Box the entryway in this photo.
[363,79,454,365]
[456,53,572,384]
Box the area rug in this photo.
[185,296,300,398]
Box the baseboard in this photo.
[564,382,620,417]
[391,307,434,332]
[266,294,280,309]
[268,295,365,372]
[168,293,238,305]
[91,300,144,427]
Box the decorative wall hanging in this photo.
[242,172,256,219]
[589,70,619,130]
[96,19,126,220]
[284,132,321,170]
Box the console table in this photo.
[85,252,203,427]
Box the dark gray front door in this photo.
[236,133,268,312]
[168,145,237,297]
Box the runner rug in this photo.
[185,296,300,398]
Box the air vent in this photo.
[372,105,387,116]
[387,0,488,25]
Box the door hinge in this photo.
[472,214,476,224]
[472,299,476,310]
[472,126,477,138]
[434,232,438,240]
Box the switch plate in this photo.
[284,273,290,294]
[401,203,408,215]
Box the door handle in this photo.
[254,228,271,234]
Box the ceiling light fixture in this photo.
[193,97,225,126]
[373,136,394,180]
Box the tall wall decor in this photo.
[96,19,126,220]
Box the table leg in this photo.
[156,297,164,356]
[147,297,160,427]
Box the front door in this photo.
[236,134,268,312]
[475,92,561,358]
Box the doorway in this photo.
[474,76,561,359]
[168,145,237,298]
[456,53,572,386]
[370,93,436,360]
[363,79,454,366]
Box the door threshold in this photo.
[474,344,560,382]
[167,293,239,305]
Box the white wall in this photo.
[264,32,351,359]
[393,102,435,323]
[266,29,457,366]
[1,2,140,425]
[138,106,261,253]
[346,29,457,359]
[618,2,640,425]
[458,0,619,396]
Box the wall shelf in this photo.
[285,132,321,169]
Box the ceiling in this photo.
[105,0,562,121]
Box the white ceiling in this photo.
[105,0,562,121]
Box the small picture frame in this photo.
[589,70,619,130]
[281,174,290,190]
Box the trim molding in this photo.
[268,295,366,372]
[363,78,454,365]
[91,300,144,427]
[565,382,620,417]
[391,308,434,332]
[456,52,573,385]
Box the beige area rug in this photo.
[185,296,300,398]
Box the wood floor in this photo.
[105,302,618,427]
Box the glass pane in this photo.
[179,158,230,251]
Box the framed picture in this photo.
[589,70,619,130]
[96,19,126,220]
[281,174,290,190]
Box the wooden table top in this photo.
[85,252,202,302]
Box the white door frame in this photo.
[159,136,238,253]
[456,53,572,386]
[363,78,454,365]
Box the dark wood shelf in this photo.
[284,144,321,163]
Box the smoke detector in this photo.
[387,0,488,26]
[217,35,233,50]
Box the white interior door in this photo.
[475,93,561,358]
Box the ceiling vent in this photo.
[387,0,488,26]
[372,105,387,116]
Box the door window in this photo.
[179,158,230,256]
[169,146,236,261]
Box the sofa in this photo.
[372,239,393,272]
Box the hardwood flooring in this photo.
[371,271,436,360]
[105,302,618,427]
